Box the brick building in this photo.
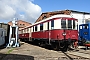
[8,20,32,33]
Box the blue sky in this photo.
[0,0,90,23]
[33,0,90,12]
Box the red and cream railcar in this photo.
[19,14,78,51]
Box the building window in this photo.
[61,20,66,28]
[51,20,54,29]
[40,24,43,30]
[20,24,22,25]
[23,24,25,25]
[35,26,37,31]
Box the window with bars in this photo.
[40,24,43,30]
[61,20,66,28]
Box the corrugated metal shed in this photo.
[0,23,10,44]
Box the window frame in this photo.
[61,20,66,29]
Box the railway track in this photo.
[20,41,90,60]
[57,49,90,60]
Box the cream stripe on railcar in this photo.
[43,22,47,31]
[34,14,73,26]
[49,21,51,30]
[75,21,78,30]
[66,19,68,29]
[72,20,73,29]
[37,24,40,32]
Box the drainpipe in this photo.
[83,13,85,24]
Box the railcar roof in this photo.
[20,14,78,30]
[79,23,89,26]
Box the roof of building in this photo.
[42,9,90,14]
[35,9,90,23]
[8,20,32,25]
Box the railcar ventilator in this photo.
[7,18,20,47]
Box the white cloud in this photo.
[0,0,42,23]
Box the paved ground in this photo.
[0,42,67,60]
[0,42,90,60]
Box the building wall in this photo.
[71,12,90,24]
[70,12,90,30]
[35,10,90,25]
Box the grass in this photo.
[6,48,14,54]
[0,48,14,60]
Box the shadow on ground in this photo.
[0,53,34,60]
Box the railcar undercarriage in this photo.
[26,38,78,51]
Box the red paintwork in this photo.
[19,17,78,42]
[32,29,78,41]
[19,33,29,38]
[84,44,90,47]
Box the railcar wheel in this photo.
[38,42,45,47]
[52,45,59,51]
[63,45,69,52]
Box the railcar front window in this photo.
[83,24,88,29]
[68,20,72,29]
[35,26,37,31]
[61,20,66,28]
[73,20,75,29]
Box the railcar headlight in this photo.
[62,33,66,36]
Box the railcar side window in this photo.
[27,28,29,33]
[51,20,54,29]
[24,29,25,33]
[35,26,37,31]
[21,30,23,34]
[47,22,49,30]
[40,24,43,30]
[61,20,66,28]
[73,20,75,29]
[68,20,72,29]
[33,26,34,32]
